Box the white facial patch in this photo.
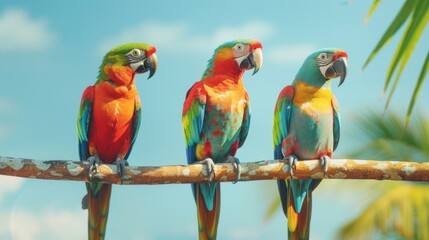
[319,62,334,79]
[235,55,248,66]
[130,60,144,71]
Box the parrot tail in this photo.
[86,183,112,240]
[196,183,220,240]
[287,187,312,240]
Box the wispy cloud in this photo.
[7,208,86,240]
[98,21,274,55]
[0,176,24,203]
[98,20,319,67]
[0,9,56,52]
[267,43,318,65]
[210,21,274,46]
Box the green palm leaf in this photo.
[363,0,429,127]
[338,110,429,239]
[405,51,429,127]
[338,184,429,240]
[364,0,381,24]
[264,195,282,221]
[350,109,429,161]
[363,0,416,69]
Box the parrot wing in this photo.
[77,86,94,161]
[124,94,142,160]
[183,82,220,239]
[332,94,341,151]
[273,85,294,159]
[183,82,206,165]
[273,85,294,216]
[238,94,251,148]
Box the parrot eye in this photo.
[234,44,245,52]
[316,53,332,66]
[126,49,146,62]
[131,49,141,57]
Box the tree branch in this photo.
[1,156,428,184]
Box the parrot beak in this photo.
[239,48,263,75]
[251,48,263,75]
[146,53,158,79]
[323,57,347,87]
[134,53,158,79]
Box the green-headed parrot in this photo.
[182,39,263,240]
[77,43,158,240]
[273,48,348,240]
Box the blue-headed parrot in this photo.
[273,48,347,240]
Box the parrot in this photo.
[182,39,263,240]
[273,48,348,240]
[77,42,157,240]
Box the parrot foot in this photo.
[223,156,241,184]
[86,155,101,180]
[282,154,298,178]
[194,158,216,182]
[114,159,129,183]
[319,155,330,176]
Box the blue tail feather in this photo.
[290,179,312,213]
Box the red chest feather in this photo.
[88,82,137,163]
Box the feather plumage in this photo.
[273,48,346,239]
[77,43,156,240]
[183,39,262,240]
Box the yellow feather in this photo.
[288,203,298,232]
[293,82,333,114]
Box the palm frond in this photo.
[363,0,429,125]
[405,51,429,127]
[363,0,416,69]
[350,109,429,161]
[337,184,429,240]
[264,195,282,222]
[364,0,381,24]
[338,109,429,238]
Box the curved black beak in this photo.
[135,53,158,79]
[239,48,263,75]
[324,57,347,86]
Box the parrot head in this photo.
[297,48,348,87]
[203,39,263,78]
[98,42,158,85]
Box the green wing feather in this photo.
[183,83,206,165]
[77,86,94,161]
[273,85,294,159]
[238,102,251,148]
[183,82,222,240]
[182,83,208,201]
[332,95,341,151]
[273,85,294,215]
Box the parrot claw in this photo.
[223,156,241,183]
[115,159,129,183]
[86,155,101,180]
[195,158,216,182]
[319,155,330,176]
[282,155,298,178]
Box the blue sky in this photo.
[0,1,428,239]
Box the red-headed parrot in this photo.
[77,43,157,240]
[273,48,347,240]
[182,39,263,240]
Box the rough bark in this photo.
[1,156,428,184]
